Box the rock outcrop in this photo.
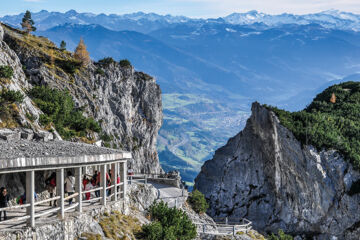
[0,23,163,173]
[195,102,360,239]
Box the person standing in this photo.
[65,171,75,205]
[0,188,10,221]
[46,172,57,206]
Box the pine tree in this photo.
[330,93,336,103]
[21,10,36,33]
[74,38,90,66]
[60,41,67,51]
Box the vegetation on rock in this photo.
[99,211,141,240]
[98,57,116,67]
[0,90,24,128]
[187,189,209,214]
[266,81,360,170]
[0,66,14,79]
[28,86,101,140]
[119,59,131,68]
[0,90,24,103]
[21,10,36,33]
[74,38,91,67]
[140,201,196,240]
[60,40,66,51]
[268,230,293,240]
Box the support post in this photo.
[75,167,82,212]
[225,217,228,225]
[145,175,147,184]
[101,164,107,205]
[203,224,206,233]
[56,168,65,219]
[233,226,236,236]
[26,171,35,228]
[111,163,118,201]
[122,161,127,199]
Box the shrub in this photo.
[187,189,209,214]
[98,57,116,67]
[56,59,81,75]
[119,59,131,68]
[26,112,37,122]
[140,201,196,240]
[28,86,101,139]
[0,90,24,103]
[141,221,163,240]
[268,230,293,240]
[0,66,14,79]
[95,67,105,76]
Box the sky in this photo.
[1,0,360,18]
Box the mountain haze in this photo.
[3,10,360,184]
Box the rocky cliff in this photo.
[0,23,162,173]
[195,102,360,239]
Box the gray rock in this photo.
[1,25,163,174]
[21,129,34,140]
[0,129,21,141]
[195,102,360,239]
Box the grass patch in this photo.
[99,211,141,240]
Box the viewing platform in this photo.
[0,138,131,230]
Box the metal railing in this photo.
[194,218,252,236]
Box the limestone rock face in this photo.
[0,24,163,173]
[195,102,360,239]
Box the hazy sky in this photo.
[1,0,360,17]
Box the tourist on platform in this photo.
[0,187,9,221]
[45,172,57,206]
[65,171,75,205]
[84,179,94,200]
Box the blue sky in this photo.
[1,0,360,17]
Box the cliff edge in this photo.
[195,102,360,239]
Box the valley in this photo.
[2,10,360,185]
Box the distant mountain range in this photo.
[3,9,360,32]
[2,10,360,184]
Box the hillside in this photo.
[4,11,360,186]
[0,23,163,173]
[267,81,360,170]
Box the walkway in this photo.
[129,176,253,236]
[0,139,131,230]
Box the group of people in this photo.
[45,169,121,204]
[0,169,122,221]
[45,171,76,206]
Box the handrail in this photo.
[106,193,115,199]
[106,184,114,190]
[35,207,60,218]
[82,197,102,203]
[64,193,79,201]
[34,196,60,206]
[193,221,252,236]
[64,203,79,212]
[0,203,30,211]
[0,215,30,224]
[82,186,102,194]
